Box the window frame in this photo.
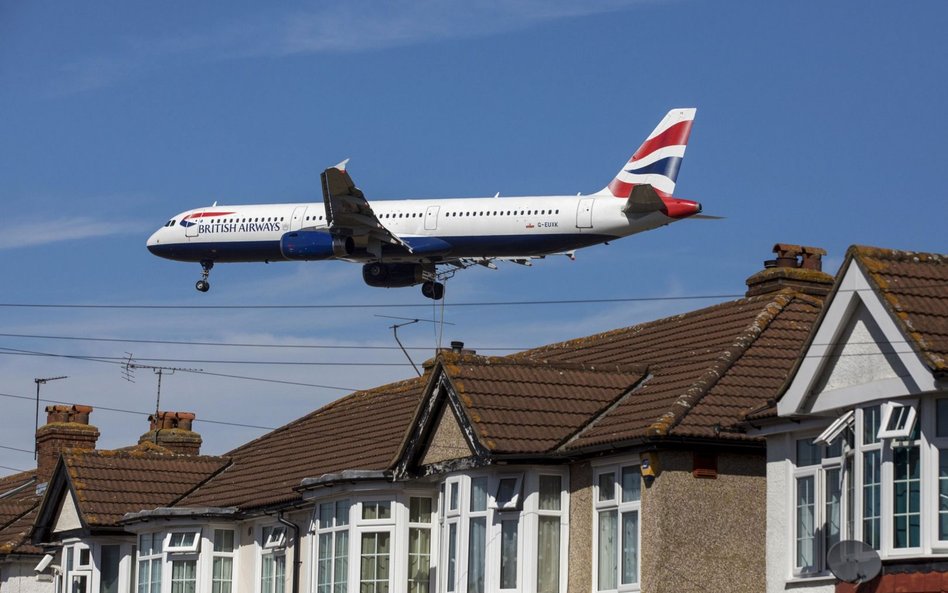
[164,530,202,554]
[592,462,642,592]
[877,400,918,440]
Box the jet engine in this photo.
[362,262,425,288]
[280,231,353,260]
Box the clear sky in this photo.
[1,1,946,476]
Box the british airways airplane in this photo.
[147,108,704,300]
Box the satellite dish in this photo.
[826,540,882,584]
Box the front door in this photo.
[425,206,440,231]
[576,198,594,229]
[184,210,201,237]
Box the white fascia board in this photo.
[779,259,936,417]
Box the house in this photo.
[27,244,838,593]
[744,246,948,592]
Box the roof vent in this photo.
[745,244,835,298]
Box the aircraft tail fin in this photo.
[596,108,696,198]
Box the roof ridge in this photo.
[444,351,647,375]
[647,291,798,437]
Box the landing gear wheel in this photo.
[195,260,214,293]
[421,281,445,300]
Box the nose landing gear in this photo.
[421,281,445,300]
[195,260,213,292]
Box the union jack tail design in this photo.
[597,108,696,198]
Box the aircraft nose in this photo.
[146,229,162,254]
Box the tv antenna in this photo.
[33,376,68,459]
[375,315,455,377]
[122,354,202,418]
[826,540,882,584]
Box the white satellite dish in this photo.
[826,540,882,584]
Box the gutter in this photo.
[277,513,300,593]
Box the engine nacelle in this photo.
[362,262,425,288]
[280,231,353,260]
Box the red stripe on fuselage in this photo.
[186,211,236,220]
[630,120,693,162]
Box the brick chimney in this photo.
[139,411,202,455]
[745,244,835,297]
[36,405,100,482]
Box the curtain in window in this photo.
[537,516,560,593]
[333,532,348,593]
[825,468,841,557]
[274,556,286,593]
[597,510,617,590]
[408,528,431,593]
[170,561,196,593]
[360,532,390,593]
[467,518,486,593]
[212,557,233,593]
[262,555,274,593]
[863,450,881,549]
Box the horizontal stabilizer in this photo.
[623,184,665,214]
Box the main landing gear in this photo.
[422,281,445,300]
[195,260,213,292]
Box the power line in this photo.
[0,332,515,352]
[0,285,940,311]
[0,391,277,430]
[0,444,33,454]
[0,347,361,392]
[0,464,28,474]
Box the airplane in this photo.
[147,108,705,300]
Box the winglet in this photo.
[334,158,350,171]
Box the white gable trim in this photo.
[778,258,936,416]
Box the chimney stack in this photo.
[36,405,100,482]
[139,411,202,455]
[745,244,835,297]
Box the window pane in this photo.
[317,534,332,593]
[410,497,433,523]
[893,446,921,548]
[940,450,948,540]
[499,519,518,589]
[825,468,841,559]
[213,557,233,593]
[319,504,333,529]
[467,518,486,593]
[449,482,459,511]
[360,532,390,593]
[598,473,616,502]
[796,439,822,466]
[597,510,617,590]
[333,531,348,593]
[446,523,457,592]
[539,475,562,511]
[939,400,948,437]
[863,450,881,549]
[150,559,161,593]
[407,528,431,593]
[171,561,196,593]
[537,516,560,593]
[336,500,349,526]
[863,405,881,445]
[101,546,121,593]
[496,478,519,507]
[470,478,488,512]
[621,467,641,503]
[214,529,234,553]
[795,476,816,571]
[621,511,639,585]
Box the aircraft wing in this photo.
[321,160,413,252]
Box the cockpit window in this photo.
[170,220,176,226]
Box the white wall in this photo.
[0,560,54,593]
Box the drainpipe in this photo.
[277,512,301,593]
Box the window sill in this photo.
[786,573,835,584]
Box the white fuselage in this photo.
[146,194,678,264]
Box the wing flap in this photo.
[320,161,413,252]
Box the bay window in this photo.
[791,397,948,576]
[211,529,234,593]
[315,500,350,593]
[260,526,285,593]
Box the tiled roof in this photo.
[515,290,824,449]
[439,355,648,454]
[850,245,948,372]
[61,445,229,526]
[0,470,41,555]
[180,376,426,511]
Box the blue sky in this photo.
[1,1,945,476]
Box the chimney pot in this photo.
[141,411,202,455]
[746,244,835,298]
[451,341,464,353]
[36,405,99,483]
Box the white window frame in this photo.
[877,400,918,440]
[313,499,351,593]
[164,530,202,554]
[592,462,642,593]
[262,526,286,550]
[406,495,435,593]
[210,528,236,593]
[491,475,523,511]
[259,525,286,593]
[814,410,855,446]
[933,398,948,549]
